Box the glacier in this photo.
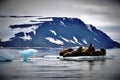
[0,17,120,49]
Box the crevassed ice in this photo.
[45,37,64,45]
[49,30,57,35]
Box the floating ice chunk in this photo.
[44,55,60,59]
[19,49,38,62]
[42,55,114,61]
[60,56,114,61]
[0,50,15,62]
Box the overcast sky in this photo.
[0,0,120,26]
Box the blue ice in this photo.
[19,49,38,61]
[0,50,15,62]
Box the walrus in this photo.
[72,46,83,54]
[63,46,83,57]
[91,48,106,56]
[59,48,73,56]
[59,43,106,57]
[63,44,95,57]
[82,43,95,53]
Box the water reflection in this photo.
[87,60,106,71]
[0,48,120,80]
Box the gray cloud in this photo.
[0,0,120,26]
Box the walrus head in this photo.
[76,46,82,52]
[68,48,73,52]
[100,48,106,55]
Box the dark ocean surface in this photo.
[0,48,120,80]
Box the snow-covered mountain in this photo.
[0,17,120,49]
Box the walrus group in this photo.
[59,43,106,57]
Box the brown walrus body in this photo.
[59,48,73,56]
[63,48,106,57]
[91,48,106,56]
[82,43,95,53]
[60,43,106,57]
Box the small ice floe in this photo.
[59,56,114,61]
[0,50,15,62]
[44,55,60,59]
[19,49,38,62]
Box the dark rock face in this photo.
[15,32,24,37]
[1,17,120,49]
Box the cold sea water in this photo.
[0,27,120,80]
[0,48,120,80]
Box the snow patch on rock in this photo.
[49,30,57,35]
[45,37,64,45]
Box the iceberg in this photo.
[0,50,15,62]
[19,49,38,61]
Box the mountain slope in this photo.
[0,17,120,49]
